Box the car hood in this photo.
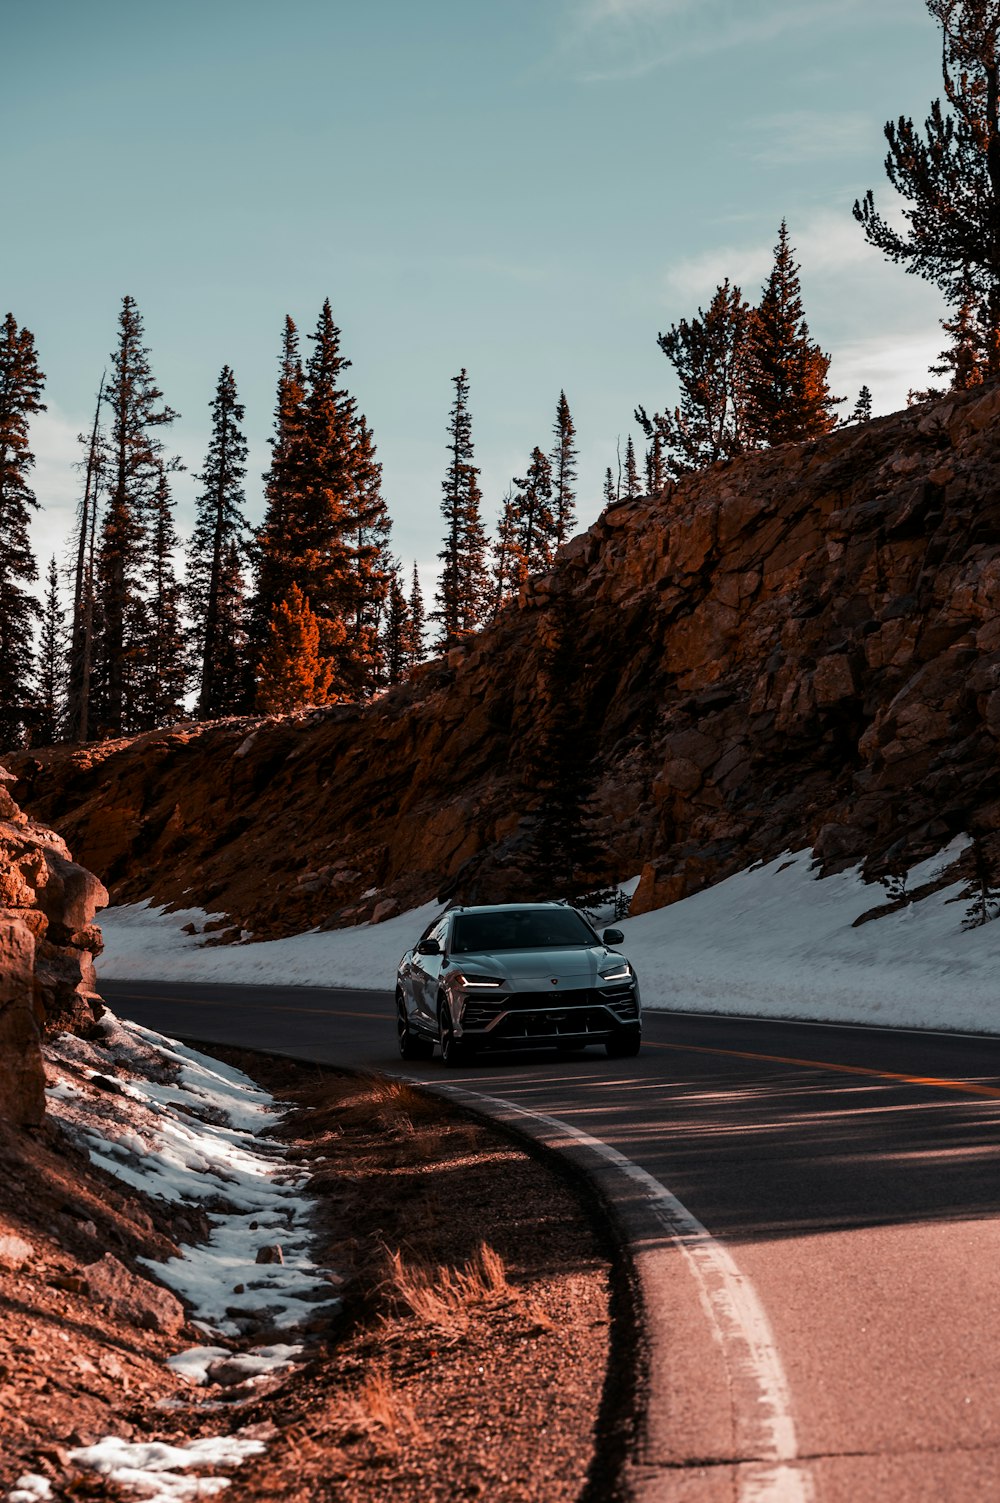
[455,946,617,986]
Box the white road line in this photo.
[432,1081,813,1503]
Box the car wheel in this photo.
[606,1030,642,1059]
[439,1002,469,1068]
[397,997,434,1061]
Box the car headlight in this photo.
[599,962,632,983]
[454,973,505,988]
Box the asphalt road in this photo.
[102,977,1000,1502]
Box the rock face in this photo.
[0,770,107,1126]
[6,383,1000,934]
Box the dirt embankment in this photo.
[7,383,1000,935]
[0,1054,617,1503]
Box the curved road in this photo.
[102,978,1000,1502]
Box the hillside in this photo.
[6,383,1000,939]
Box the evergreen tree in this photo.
[32,556,64,745]
[257,584,337,713]
[963,835,1000,928]
[636,279,754,478]
[550,390,578,546]
[408,562,425,664]
[0,312,45,749]
[929,275,989,390]
[490,487,527,618]
[602,466,617,506]
[211,541,252,715]
[518,585,606,901]
[92,295,179,737]
[849,385,874,423]
[854,0,1000,376]
[745,222,842,444]
[622,434,640,500]
[382,564,412,686]
[433,369,487,650]
[511,446,556,576]
[252,317,306,662]
[645,431,667,495]
[138,464,187,728]
[346,412,392,692]
[189,365,249,718]
[66,377,106,743]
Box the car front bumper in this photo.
[455,984,641,1048]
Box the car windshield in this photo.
[451,908,597,954]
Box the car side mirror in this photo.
[602,928,624,946]
[416,937,441,956]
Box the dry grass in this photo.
[384,1240,515,1329]
[341,1368,423,1452]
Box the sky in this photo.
[4,0,951,602]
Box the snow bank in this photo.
[47,1018,340,1340]
[96,839,1000,1033]
[63,1435,265,1500]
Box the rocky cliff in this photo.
[6,383,1000,938]
[0,769,107,1125]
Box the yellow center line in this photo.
[645,1039,1000,1100]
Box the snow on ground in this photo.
[10,1437,268,1503]
[97,837,1000,1033]
[47,1018,339,1340]
[13,1017,340,1503]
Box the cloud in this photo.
[563,0,916,83]
[831,329,944,414]
[744,111,876,166]
[662,209,880,305]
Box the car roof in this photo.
[448,902,570,916]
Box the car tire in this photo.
[606,1030,642,1059]
[439,1003,469,1068]
[397,998,434,1061]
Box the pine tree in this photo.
[252,316,306,663]
[854,0,1000,376]
[550,391,578,546]
[0,313,45,749]
[745,222,842,444]
[92,296,179,737]
[408,562,425,664]
[211,541,252,715]
[636,279,754,478]
[929,274,989,390]
[519,585,606,901]
[602,466,617,506]
[963,835,1000,928]
[490,487,527,618]
[433,369,487,650]
[345,413,392,693]
[66,377,106,743]
[849,385,874,424]
[511,446,556,577]
[138,464,187,729]
[189,365,249,718]
[382,564,412,686]
[32,556,64,745]
[257,584,337,713]
[622,435,640,500]
[645,431,667,495]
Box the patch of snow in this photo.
[45,1017,340,1338]
[166,1346,231,1385]
[619,837,1000,1032]
[7,1478,53,1503]
[66,1435,265,1501]
[97,898,443,988]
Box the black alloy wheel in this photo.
[397,996,434,1061]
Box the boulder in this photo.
[84,1252,186,1333]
